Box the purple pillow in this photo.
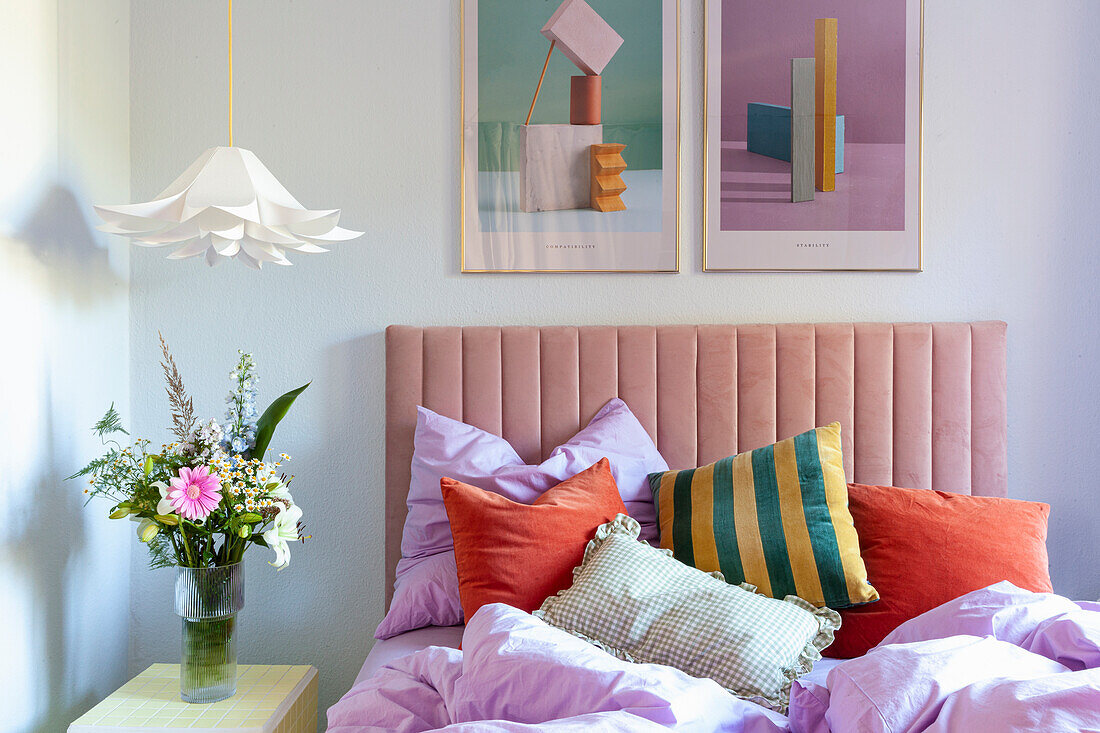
[376,398,667,639]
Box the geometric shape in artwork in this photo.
[836,114,845,175]
[747,103,793,163]
[525,40,559,126]
[570,75,602,125]
[747,104,845,174]
[814,18,838,192]
[541,0,624,76]
[590,143,627,212]
[520,124,604,212]
[791,58,816,203]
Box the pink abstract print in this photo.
[719,0,907,231]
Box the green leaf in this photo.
[181,519,212,535]
[93,403,129,438]
[251,535,269,548]
[249,382,310,460]
[67,455,109,481]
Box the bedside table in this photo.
[69,663,318,732]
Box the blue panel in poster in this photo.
[747,103,845,173]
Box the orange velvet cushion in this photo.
[441,458,628,621]
[826,483,1052,658]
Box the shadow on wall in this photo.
[4,384,98,733]
[17,185,123,303]
[0,183,128,733]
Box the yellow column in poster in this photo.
[814,18,838,192]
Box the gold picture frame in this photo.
[460,0,681,273]
[702,0,924,272]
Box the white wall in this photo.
[0,1,131,731]
[127,1,1100,727]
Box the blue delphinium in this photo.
[222,351,259,456]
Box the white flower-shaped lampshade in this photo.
[94,146,362,269]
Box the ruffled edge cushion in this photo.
[535,515,841,713]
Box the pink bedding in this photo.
[357,623,843,695]
[330,583,1100,732]
[354,625,464,686]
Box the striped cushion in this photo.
[647,423,878,609]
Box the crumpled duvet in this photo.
[328,582,1100,732]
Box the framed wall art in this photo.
[703,0,923,271]
[461,0,679,273]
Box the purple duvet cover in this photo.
[328,583,1100,732]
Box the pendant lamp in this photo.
[94,1,362,268]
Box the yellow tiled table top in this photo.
[69,664,318,732]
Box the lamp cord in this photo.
[228,0,234,147]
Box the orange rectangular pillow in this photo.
[441,458,629,620]
[826,483,1052,658]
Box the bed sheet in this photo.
[355,624,465,685]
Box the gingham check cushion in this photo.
[534,514,840,712]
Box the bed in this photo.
[329,323,1099,732]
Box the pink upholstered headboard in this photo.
[384,322,1007,606]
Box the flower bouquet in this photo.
[70,335,310,702]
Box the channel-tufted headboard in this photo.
[384,322,1007,606]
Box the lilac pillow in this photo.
[376,398,667,640]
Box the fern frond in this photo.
[146,531,178,570]
[67,454,111,482]
[93,403,129,438]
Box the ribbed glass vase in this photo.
[175,562,244,703]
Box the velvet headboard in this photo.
[384,322,1007,606]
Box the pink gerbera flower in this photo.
[167,465,222,521]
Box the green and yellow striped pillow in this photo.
[647,423,878,609]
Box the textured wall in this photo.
[127,1,1100,728]
[1,2,131,731]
